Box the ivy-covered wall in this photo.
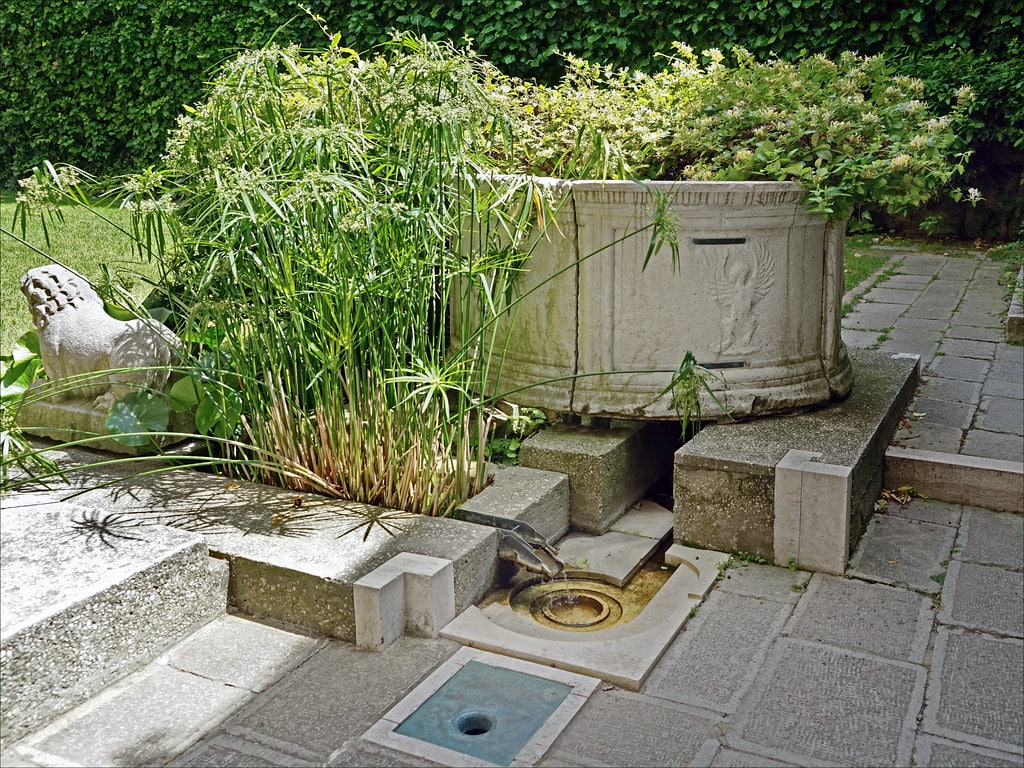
[2,0,1021,194]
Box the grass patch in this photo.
[987,239,1023,304]
[0,193,159,353]
[843,243,891,294]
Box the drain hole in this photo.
[454,711,496,736]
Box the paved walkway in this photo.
[843,248,1023,462]
[3,249,1022,768]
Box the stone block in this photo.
[884,446,1024,513]
[354,553,456,651]
[0,493,227,750]
[457,463,570,543]
[773,449,852,573]
[520,421,677,533]
[675,349,917,562]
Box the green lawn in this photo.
[843,235,892,294]
[0,194,160,354]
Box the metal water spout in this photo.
[454,507,566,580]
[496,530,565,580]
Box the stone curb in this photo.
[1007,264,1024,345]
[884,446,1024,513]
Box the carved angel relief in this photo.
[698,240,775,354]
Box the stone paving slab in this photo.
[839,328,878,348]
[914,735,1023,768]
[641,590,791,713]
[878,339,938,361]
[961,429,1024,462]
[892,421,964,453]
[703,746,797,767]
[843,306,904,330]
[846,514,956,594]
[976,395,1024,435]
[11,664,251,768]
[554,530,661,586]
[547,689,719,768]
[728,638,926,767]
[884,498,962,527]
[204,637,460,764]
[982,376,1024,399]
[938,560,1024,636]
[945,324,1005,342]
[907,397,974,429]
[925,355,992,383]
[938,338,997,359]
[715,562,811,604]
[174,735,321,767]
[864,287,923,304]
[887,327,943,343]
[958,507,1024,569]
[918,377,983,405]
[328,740,442,767]
[783,573,934,662]
[922,628,1024,753]
[893,316,948,331]
[162,614,325,693]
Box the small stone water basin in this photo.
[507,558,675,632]
[441,543,729,690]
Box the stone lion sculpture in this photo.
[20,265,179,412]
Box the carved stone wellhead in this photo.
[457,179,852,420]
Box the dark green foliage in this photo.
[2,0,1020,186]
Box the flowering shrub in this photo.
[490,46,974,220]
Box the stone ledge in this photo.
[7,446,509,644]
[0,492,227,750]
[674,348,919,562]
[884,446,1024,514]
[1007,265,1023,345]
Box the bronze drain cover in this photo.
[540,592,611,627]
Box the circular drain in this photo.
[520,584,624,631]
[540,592,610,627]
[454,711,496,736]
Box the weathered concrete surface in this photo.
[675,348,917,560]
[16,449,498,644]
[456,463,570,543]
[521,421,678,533]
[0,492,227,750]
[885,446,1023,513]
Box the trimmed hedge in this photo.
[1,0,1021,186]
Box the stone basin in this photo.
[461,179,853,419]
